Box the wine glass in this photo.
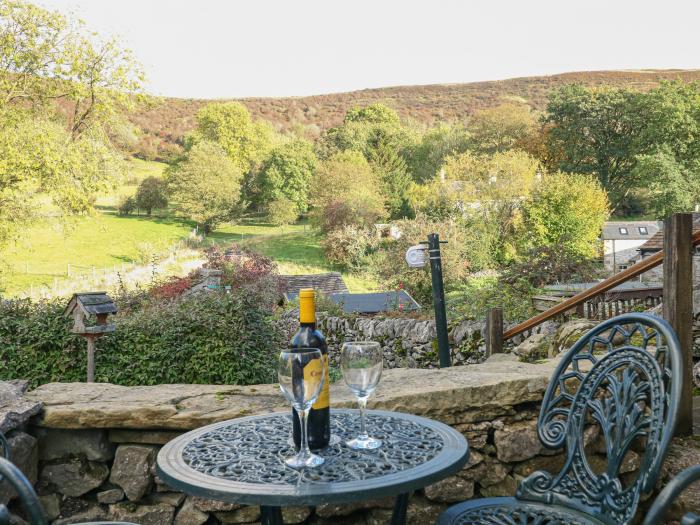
[278,348,326,469]
[340,341,383,450]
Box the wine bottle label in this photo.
[312,354,330,409]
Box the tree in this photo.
[442,150,541,204]
[166,141,244,233]
[0,0,67,106]
[311,151,386,231]
[345,103,401,125]
[266,197,299,226]
[0,1,140,250]
[135,176,168,216]
[522,172,609,259]
[0,0,144,137]
[369,139,412,219]
[189,102,275,173]
[631,151,700,218]
[257,139,317,213]
[408,123,471,183]
[0,111,124,247]
[544,82,700,212]
[468,103,537,153]
[544,85,644,203]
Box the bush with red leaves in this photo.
[203,244,283,309]
[150,276,193,300]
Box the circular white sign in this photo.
[405,245,427,268]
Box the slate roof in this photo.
[602,221,661,240]
[639,213,700,253]
[326,291,421,314]
[281,273,349,298]
[64,292,117,316]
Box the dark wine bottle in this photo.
[290,288,330,450]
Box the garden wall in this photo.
[2,358,697,525]
[277,313,559,368]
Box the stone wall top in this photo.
[26,356,558,430]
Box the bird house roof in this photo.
[64,292,118,317]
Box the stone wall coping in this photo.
[26,356,559,430]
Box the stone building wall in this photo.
[1,359,697,525]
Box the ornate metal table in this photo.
[156,409,469,525]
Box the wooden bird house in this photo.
[64,292,117,382]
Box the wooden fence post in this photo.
[485,307,504,357]
[662,213,693,436]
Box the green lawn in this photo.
[217,222,378,292]
[2,213,194,294]
[1,159,378,295]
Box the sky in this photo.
[37,0,700,99]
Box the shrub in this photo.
[503,242,603,288]
[149,276,193,300]
[446,275,536,322]
[203,244,283,310]
[0,292,281,388]
[322,225,378,271]
[118,195,137,216]
[316,194,386,233]
[267,197,299,226]
[371,215,471,306]
[134,241,156,264]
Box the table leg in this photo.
[391,493,409,525]
[260,505,283,525]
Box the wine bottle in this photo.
[290,288,330,449]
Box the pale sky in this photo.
[37,0,700,99]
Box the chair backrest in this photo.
[516,313,683,525]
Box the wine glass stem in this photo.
[357,396,369,439]
[298,408,312,459]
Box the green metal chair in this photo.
[0,432,136,525]
[438,313,684,525]
[642,465,700,525]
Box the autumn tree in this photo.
[468,103,537,153]
[522,172,609,258]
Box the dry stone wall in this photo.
[276,314,558,369]
[1,359,696,525]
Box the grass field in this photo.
[222,222,378,292]
[1,159,378,296]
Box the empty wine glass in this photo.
[278,348,325,469]
[341,341,383,450]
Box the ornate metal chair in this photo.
[642,465,700,525]
[438,313,683,525]
[0,432,135,525]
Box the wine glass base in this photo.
[346,436,382,450]
[284,453,325,469]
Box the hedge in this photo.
[0,293,281,388]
